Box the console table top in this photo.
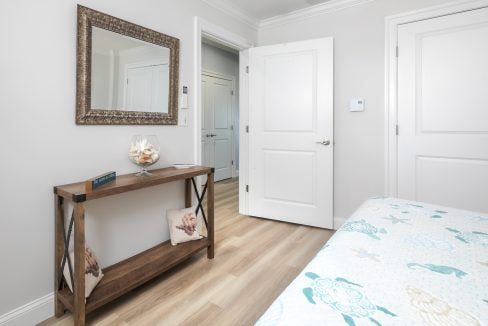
[54,166,213,202]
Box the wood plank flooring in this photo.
[41,178,334,326]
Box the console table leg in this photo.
[207,172,214,259]
[185,178,192,208]
[73,203,86,326]
[54,195,65,317]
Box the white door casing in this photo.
[247,38,334,229]
[397,7,488,213]
[201,73,234,182]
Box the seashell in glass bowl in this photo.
[128,135,160,176]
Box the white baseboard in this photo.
[0,293,53,326]
[333,216,347,230]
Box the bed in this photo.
[256,197,488,326]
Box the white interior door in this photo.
[397,7,488,213]
[247,38,334,228]
[201,73,234,182]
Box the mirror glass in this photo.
[91,26,170,113]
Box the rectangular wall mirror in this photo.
[77,5,179,125]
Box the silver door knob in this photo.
[317,139,330,146]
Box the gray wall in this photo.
[259,0,449,220]
[0,0,256,317]
[202,42,240,170]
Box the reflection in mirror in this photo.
[91,27,170,113]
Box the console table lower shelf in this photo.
[53,166,214,326]
[57,237,210,314]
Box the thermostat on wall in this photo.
[349,99,365,112]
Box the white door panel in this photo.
[248,38,334,229]
[152,64,169,113]
[202,77,212,132]
[263,150,316,205]
[398,7,488,213]
[126,66,152,111]
[264,52,316,131]
[416,156,488,212]
[213,82,231,129]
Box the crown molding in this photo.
[201,0,260,30]
[260,0,375,29]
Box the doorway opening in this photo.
[193,17,253,216]
[201,37,239,183]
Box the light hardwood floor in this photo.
[42,178,333,326]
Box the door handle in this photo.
[210,134,217,137]
[316,139,331,146]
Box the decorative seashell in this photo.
[128,136,160,174]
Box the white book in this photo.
[173,164,195,169]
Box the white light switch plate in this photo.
[179,110,188,126]
[349,99,365,112]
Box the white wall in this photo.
[259,0,450,221]
[0,0,256,321]
[202,42,240,170]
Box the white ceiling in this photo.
[221,0,332,20]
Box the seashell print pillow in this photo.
[167,207,203,246]
[63,247,104,298]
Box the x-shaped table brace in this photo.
[191,177,208,228]
[58,209,75,290]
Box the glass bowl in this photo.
[128,135,160,176]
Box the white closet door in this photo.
[397,7,488,213]
[126,65,153,111]
[126,63,168,112]
[247,38,334,228]
[151,64,169,113]
[201,74,234,182]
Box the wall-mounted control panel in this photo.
[349,99,365,112]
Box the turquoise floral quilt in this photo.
[256,197,488,326]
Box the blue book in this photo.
[85,171,116,191]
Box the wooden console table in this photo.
[53,166,214,326]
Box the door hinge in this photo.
[396,124,399,135]
[246,66,249,74]
[396,46,399,58]
[231,160,234,165]
[230,125,234,131]
[231,90,234,96]
[245,125,249,133]
[246,185,249,192]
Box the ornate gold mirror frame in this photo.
[76,5,179,125]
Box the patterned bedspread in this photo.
[256,197,488,326]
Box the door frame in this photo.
[384,0,488,197]
[202,69,238,178]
